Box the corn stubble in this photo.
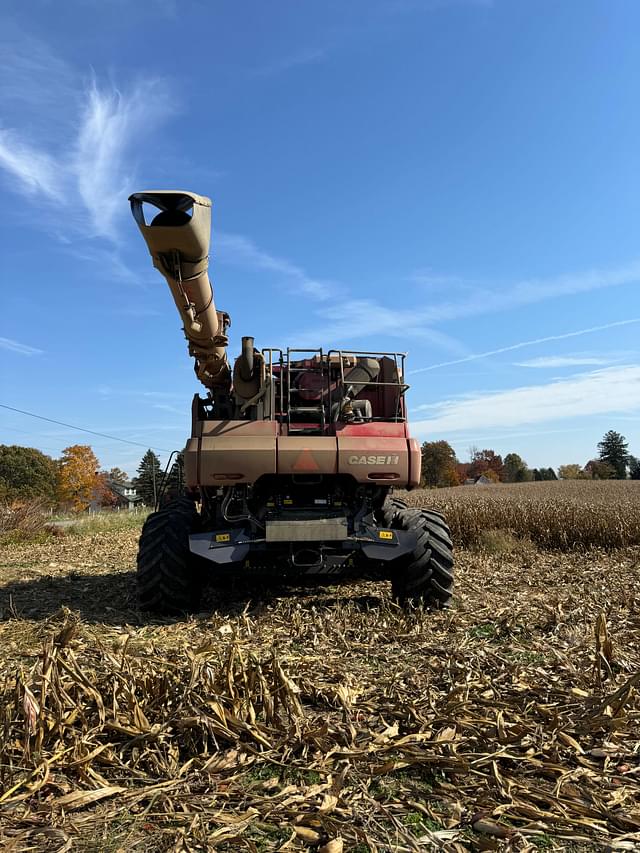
[0,481,639,851]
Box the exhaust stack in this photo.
[129,190,231,390]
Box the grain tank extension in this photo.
[130,190,454,613]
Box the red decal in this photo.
[292,449,320,472]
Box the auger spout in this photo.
[129,190,231,390]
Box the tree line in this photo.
[421,430,639,488]
[0,445,183,511]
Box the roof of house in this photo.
[109,481,143,501]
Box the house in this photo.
[108,481,144,510]
[464,475,494,486]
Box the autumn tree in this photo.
[57,445,101,512]
[134,450,163,506]
[558,464,585,480]
[0,445,58,502]
[584,459,615,480]
[96,471,119,507]
[421,441,459,488]
[456,462,471,483]
[468,449,503,481]
[480,468,500,483]
[108,467,129,485]
[597,430,629,479]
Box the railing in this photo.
[260,348,409,427]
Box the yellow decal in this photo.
[215,533,231,543]
[283,499,293,505]
[379,530,393,540]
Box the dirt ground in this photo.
[1,525,639,852]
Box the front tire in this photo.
[136,497,202,614]
[386,506,454,608]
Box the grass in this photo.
[49,508,150,536]
[0,480,639,851]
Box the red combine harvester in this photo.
[129,190,453,613]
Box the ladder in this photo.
[286,348,327,434]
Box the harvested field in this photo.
[1,484,640,852]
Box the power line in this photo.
[0,403,174,453]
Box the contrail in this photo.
[408,318,640,375]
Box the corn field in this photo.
[403,479,640,549]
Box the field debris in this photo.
[1,489,640,851]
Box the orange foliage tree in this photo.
[57,445,101,512]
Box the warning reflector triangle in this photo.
[293,449,320,472]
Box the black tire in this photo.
[382,495,408,519]
[387,506,454,608]
[136,497,202,614]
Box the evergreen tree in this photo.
[629,456,640,480]
[597,430,628,479]
[162,452,185,503]
[134,450,163,506]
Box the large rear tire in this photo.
[386,506,454,608]
[136,497,202,614]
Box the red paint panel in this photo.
[332,422,407,437]
[407,438,422,488]
[277,436,338,475]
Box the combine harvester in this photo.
[129,191,453,613]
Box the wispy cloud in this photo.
[0,32,174,242]
[216,232,335,301]
[0,337,44,355]
[250,47,326,77]
[74,79,173,238]
[0,131,62,200]
[415,262,640,326]
[410,318,640,374]
[295,297,467,353]
[299,266,640,351]
[515,354,625,369]
[411,365,640,436]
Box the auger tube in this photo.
[129,190,231,390]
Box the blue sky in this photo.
[1,0,639,476]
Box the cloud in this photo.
[216,232,335,301]
[409,318,640,374]
[411,365,640,436]
[74,79,173,238]
[250,47,326,77]
[412,261,640,327]
[0,131,63,200]
[515,355,624,369]
[295,297,467,353]
[0,33,174,242]
[0,337,44,355]
[298,265,640,352]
